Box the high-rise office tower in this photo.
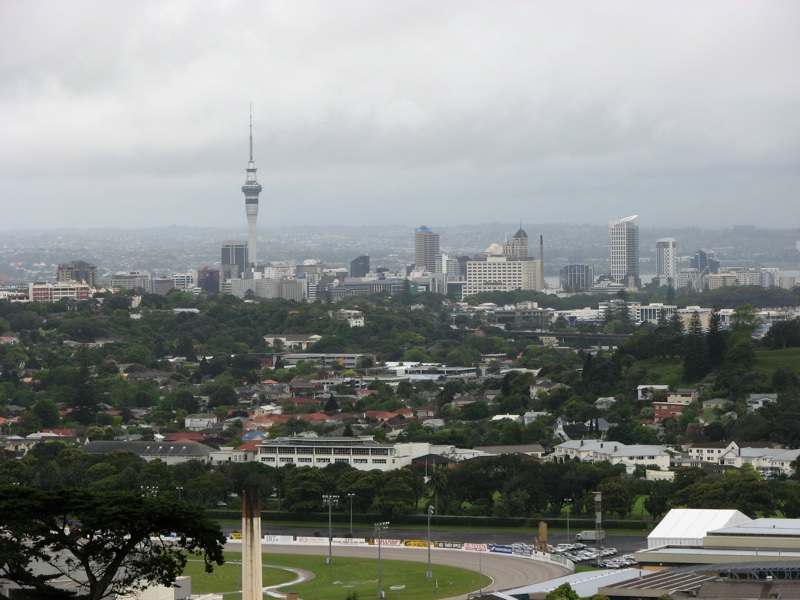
[242,110,263,269]
[502,227,529,257]
[692,249,720,275]
[221,240,249,280]
[560,264,594,292]
[655,238,677,286]
[350,255,370,278]
[57,260,98,288]
[609,215,639,286]
[414,225,440,272]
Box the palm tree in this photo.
[427,467,448,514]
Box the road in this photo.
[237,543,569,600]
[226,524,648,556]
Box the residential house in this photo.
[530,379,568,399]
[553,418,589,442]
[475,444,546,459]
[746,393,778,414]
[263,333,323,350]
[523,411,549,425]
[595,397,618,410]
[184,413,219,430]
[702,398,732,411]
[552,439,671,472]
[82,440,214,465]
[637,385,669,401]
[666,389,699,405]
[653,402,687,425]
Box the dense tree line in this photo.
[1,442,796,522]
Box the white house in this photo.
[552,440,671,472]
[746,393,778,414]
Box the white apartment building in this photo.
[171,272,196,290]
[609,215,639,286]
[111,271,151,291]
[256,437,431,471]
[463,255,542,297]
[688,441,800,477]
[435,252,462,278]
[655,238,677,285]
[28,281,91,303]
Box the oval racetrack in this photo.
[243,543,569,599]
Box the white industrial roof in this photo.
[710,518,800,537]
[648,509,750,549]
[503,568,648,598]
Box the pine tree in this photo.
[683,311,710,382]
[706,307,726,367]
[669,311,685,335]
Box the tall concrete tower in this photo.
[242,108,263,269]
[655,238,677,285]
[414,225,440,272]
[609,215,639,287]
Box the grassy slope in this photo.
[753,347,800,376]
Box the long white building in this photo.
[463,255,542,298]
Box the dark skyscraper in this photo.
[242,109,263,268]
[221,240,249,280]
[350,255,370,278]
[692,248,720,274]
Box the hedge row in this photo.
[208,509,651,531]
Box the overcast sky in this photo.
[1,0,798,232]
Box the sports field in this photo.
[184,551,491,600]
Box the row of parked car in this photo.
[549,543,625,564]
[600,554,638,569]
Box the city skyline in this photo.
[1,1,799,231]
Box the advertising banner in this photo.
[463,543,488,552]
[434,541,463,550]
[295,536,329,545]
[263,535,294,544]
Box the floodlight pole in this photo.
[426,505,434,578]
[348,493,355,536]
[323,494,339,565]
[565,498,572,542]
[375,521,390,598]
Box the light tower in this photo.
[242,107,263,270]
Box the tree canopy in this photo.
[0,486,225,600]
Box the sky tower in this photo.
[242,108,262,268]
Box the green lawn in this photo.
[184,551,491,600]
[632,357,688,388]
[754,347,800,376]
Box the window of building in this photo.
[334,448,350,455]
[279,457,294,463]
[372,459,387,464]
[278,447,294,454]
[317,458,330,464]
[297,447,313,455]
[315,448,332,455]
